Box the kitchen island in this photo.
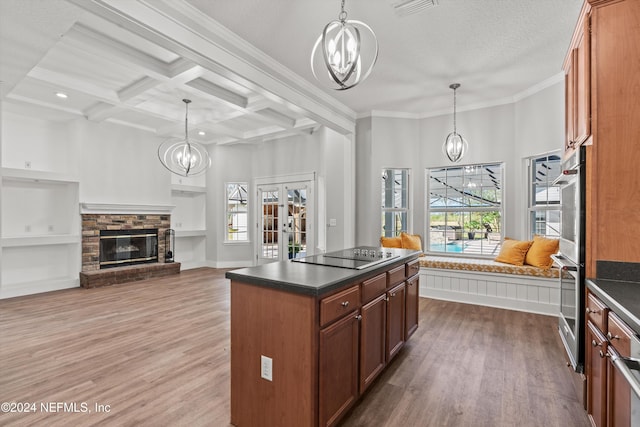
[225,247,421,427]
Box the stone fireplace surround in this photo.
[79,204,180,288]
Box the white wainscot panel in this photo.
[419,268,559,316]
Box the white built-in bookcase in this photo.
[0,168,81,299]
[170,176,207,270]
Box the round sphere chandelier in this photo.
[158,99,211,177]
[310,0,378,90]
[443,83,468,163]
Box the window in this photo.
[427,163,503,256]
[226,183,248,241]
[528,152,561,238]
[381,169,409,237]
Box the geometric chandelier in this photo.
[158,99,211,177]
[443,83,468,163]
[310,0,378,90]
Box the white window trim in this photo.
[381,168,412,237]
[525,150,561,239]
[224,182,250,244]
[425,162,505,258]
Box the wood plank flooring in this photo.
[0,268,588,426]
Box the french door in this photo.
[257,180,313,264]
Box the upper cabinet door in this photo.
[573,15,591,146]
[563,5,591,154]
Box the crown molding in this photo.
[358,73,565,121]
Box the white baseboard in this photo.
[419,268,560,316]
[0,278,79,300]
[208,260,254,269]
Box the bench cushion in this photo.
[419,255,559,279]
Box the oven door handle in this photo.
[609,348,640,400]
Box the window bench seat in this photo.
[418,255,560,316]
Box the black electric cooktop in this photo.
[291,247,399,270]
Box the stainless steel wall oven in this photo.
[552,145,586,372]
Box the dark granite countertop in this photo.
[586,260,640,334]
[225,248,420,297]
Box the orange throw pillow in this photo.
[400,232,422,251]
[494,238,533,266]
[380,236,402,248]
[525,235,559,270]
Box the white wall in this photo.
[72,119,171,206]
[355,80,565,247]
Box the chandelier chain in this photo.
[339,0,347,22]
[453,87,457,134]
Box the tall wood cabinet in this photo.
[564,0,640,278]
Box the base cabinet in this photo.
[586,320,608,427]
[319,311,360,427]
[405,275,419,339]
[386,282,406,362]
[585,289,637,427]
[359,294,387,393]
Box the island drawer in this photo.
[607,312,633,355]
[406,259,420,278]
[361,273,387,303]
[387,264,406,288]
[586,291,608,332]
[320,285,361,327]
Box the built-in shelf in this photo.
[1,234,81,247]
[1,167,79,184]
[171,184,206,195]
[80,203,175,215]
[175,229,207,238]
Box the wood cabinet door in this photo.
[319,311,359,427]
[607,346,631,427]
[564,58,576,152]
[586,320,608,427]
[386,282,406,362]
[360,294,386,393]
[574,14,590,146]
[405,275,419,340]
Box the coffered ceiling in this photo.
[0,0,582,146]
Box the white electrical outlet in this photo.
[261,355,273,381]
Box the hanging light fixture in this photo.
[443,83,468,163]
[310,0,378,90]
[158,99,211,177]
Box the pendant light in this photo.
[443,83,468,163]
[158,99,211,177]
[310,0,378,90]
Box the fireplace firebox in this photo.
[99,229,158,269]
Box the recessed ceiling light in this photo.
[55,92,68,99]
[198,131,206,136]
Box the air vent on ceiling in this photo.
[392,0,438,17]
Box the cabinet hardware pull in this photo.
[341,301,349,308]
[390,292,396,297]
[592,340,602,348]
[586,307,601,315]
[599,350,609,359]
[355,314,362,320]
[607,332,620,340]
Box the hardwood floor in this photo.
[0,268,588,426]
